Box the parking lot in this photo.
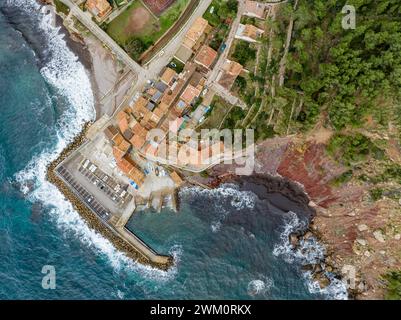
[56,165,111,222]
[78,158,133,208]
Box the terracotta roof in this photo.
[218,59,243,90]
[129,134,146,149]
[112,132,125,146]
[104,125,118,141]
[86,0,112,17]
[117,139,131,154]
[160,67,177,85]
[117,110,130,133]
[194,45,218,69]
[236,24,265,41]
[132,96,150,119]
[182,17,208,49]
[116,156,145,186]
[244,1,266,19]
[181,84,201,105]
[113,146,125,160]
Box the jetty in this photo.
[46,124,173,270]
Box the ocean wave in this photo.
[10,0,178,282]
[273,212,348,300]
[180,184,257,232]
[247,277,274,298]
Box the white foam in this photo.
[273,212,348,300]
[247,277,274,297]
[11,0,179,282]
[180,184,257,232]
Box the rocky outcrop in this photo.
[202,135,401,299]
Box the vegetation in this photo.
[231,41,256,67]
[326,133,384,166]
[168,58,185,73]
[285,0,401,131]
[369,187,384,201]
[203,0,238,27]
[124,37,147,60]
[383,270,401,300]
[106,0,189,60]
[54,0,69,15]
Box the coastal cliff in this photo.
[194,130,401,299]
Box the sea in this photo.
[0,0,347,300]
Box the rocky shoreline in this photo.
[190,171,351,298]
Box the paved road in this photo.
[111,0,213,116]
[60,0,145,75]
[207,0,246,85]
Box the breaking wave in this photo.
[247,277,274,298]
[180,184,257,232]
[10,0,179,282]
[273,212,348,300]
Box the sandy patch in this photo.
[125,7,151,34]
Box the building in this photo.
[194,45,218,70]
[104,125,119,141]
[86,0,112,18]
[175,17,210,63]
[180,84,201,106]
[116,155,145,189]
[235,24,265,43]
[244,1,266,19]
[182,17,209,50]
[217,59,243,90]
[160,67,178,86]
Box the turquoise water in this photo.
[0,0,347,299]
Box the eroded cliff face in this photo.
[203,133,401,299]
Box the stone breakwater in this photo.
[46,122,173,271]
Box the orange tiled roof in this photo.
[116,156,145,186]
[244,1,266,19]
[112,132,125,146]
[181,84,201,105]
[160,67,178,85]
[117,110,130,133]
[129,135,146,149]
[182,17,209,49]
[86,0,112,17]
[113,146,125,160]
[194,45,218,69]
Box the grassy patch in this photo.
[203,0,238,27]
[199,97,233,130]
[168,58,185,73]
[54,0,70,15]
[106,0,189,59]
[383,270,401,300]
[327,133,384,167]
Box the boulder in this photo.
[373,230,386,243]
[356,239,367,246]
[289,233,299,247]
[357,224,369,232]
